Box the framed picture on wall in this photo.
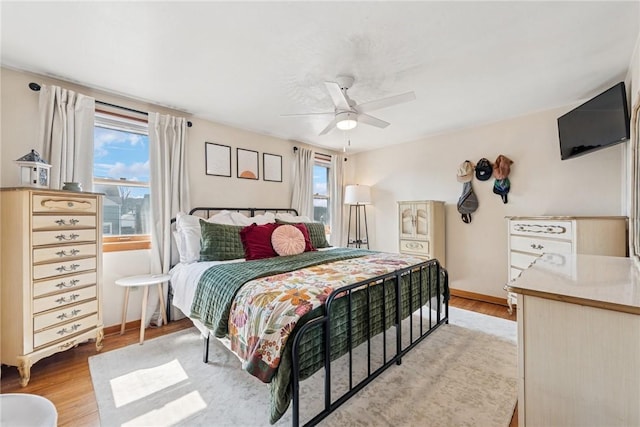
[237,148,259,180]
[263,153,282,182]
[205,142,231,177]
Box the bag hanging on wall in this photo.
[457,181,478,223]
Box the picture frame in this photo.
[205,142,231,177]
[263,153,282,182]
[237,148,259,180]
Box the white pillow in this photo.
[275,212,312,223]
[230,211,276,226]
[209,210,235,225]
[174,210,237,264]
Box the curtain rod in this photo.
[28,82,193,127]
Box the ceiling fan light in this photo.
[336,112,357,130]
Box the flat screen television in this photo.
[557,82,630,160]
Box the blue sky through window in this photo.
[313,165,328,198]
[94,126,149,182]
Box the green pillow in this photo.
[199,220,245,261]
[275,220,331,249]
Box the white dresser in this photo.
[507,254,640,427]
[505,216,627,311]
[1,188,104,386]
[398,200,446,266]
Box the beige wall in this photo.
[2,40,638,323]
[349,104,626,299]
[0,67,299,327]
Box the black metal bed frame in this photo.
[291,259,448,426]
[170,207,450,427]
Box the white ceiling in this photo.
[2,1,639,153]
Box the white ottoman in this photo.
[0,393,57,427]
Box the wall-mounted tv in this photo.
[557,82,630,160]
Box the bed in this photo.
[168,207,449,426]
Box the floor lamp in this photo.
[345,184,371,249]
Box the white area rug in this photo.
[89,307,517,426]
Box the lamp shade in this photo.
[344,184,371,205]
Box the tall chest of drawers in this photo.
[505,216,627,312]
[1,188,104,386]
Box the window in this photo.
[94,111,151,252]
[313,154,331,237]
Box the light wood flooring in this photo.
[1,296,517,426]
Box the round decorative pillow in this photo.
[271,224,306,256]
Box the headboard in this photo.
[188,206,299,219]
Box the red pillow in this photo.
[288,223,316,252]
[239,223,279,260]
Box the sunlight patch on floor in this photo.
[122,391,207,427]
[110,359,188,408]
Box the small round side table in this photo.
[115,274,170,344]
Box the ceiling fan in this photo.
[283,75,416,136]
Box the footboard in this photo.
[290,259,449,426]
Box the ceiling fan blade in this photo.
[358,113,390,129]
[324,81,351,111]
[357,91,416,113]
[280,112,334,117]
[319,117,338,135]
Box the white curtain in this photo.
[629,95,640,263]
[330,153,346,246]
[291,147,314,219]
[37,85,95,190]
[148,112,191,325]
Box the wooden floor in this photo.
[1,296,517,426]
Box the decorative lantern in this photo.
[15,150,52,188]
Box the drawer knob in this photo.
[530,243,544,250]
[56,309,82,321]
[55,293,80,305]
[56,249,80,258]
[56,279,80,289]
[55,218,80,226]
[56,323,81,336]
[55,233,79,241]
[56,263,80,273]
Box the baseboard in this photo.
[450,288,508,307]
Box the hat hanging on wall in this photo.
[456,160,475,183]
[475,158,493,181]
[494,155,513,180]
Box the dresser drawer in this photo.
[510,235,572,256]
[32,214,96,230]
[509,267,523,281]
[33,285,96,314]
[510,251,539,270]
[33,313,98,349]
[510,220,573,239]
[33,194,97,214]
[33,243,97,264]
[400,239,430,255]
[32,257,96,281]
[34,271,97,297]
[33,300,98,331]
[32,229,96,246]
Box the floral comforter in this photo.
[227,251,425,382]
